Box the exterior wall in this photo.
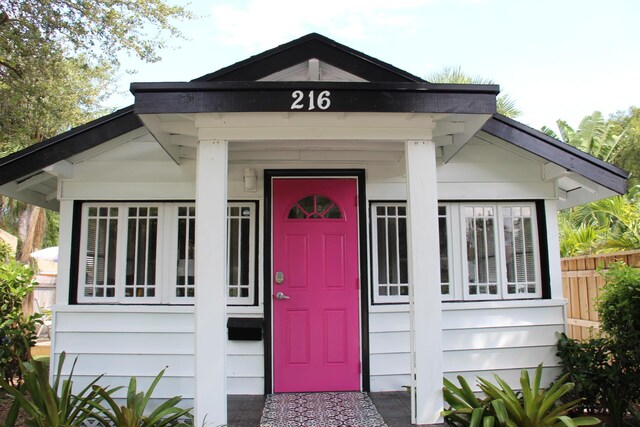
[369,301,566,392]
[54,129,566,396]
[51,306,265,401]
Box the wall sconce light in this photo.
[243,168,258,192]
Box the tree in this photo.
[546,109,639,256]
[0,0,193,258]
[543,111,625,163]
[609,107,640,187]
[427,66,522,118]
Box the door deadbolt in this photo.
[275,271,285,284]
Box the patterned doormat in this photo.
[260,392,388,427]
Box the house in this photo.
[0,33,627,425]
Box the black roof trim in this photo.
[132,80,499,94]
[131,81,498,115]
[482,114,628,194]
[193,33,427,83]
[0,106,143,185]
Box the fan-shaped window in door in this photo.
[288,195,343,219]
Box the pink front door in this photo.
[272,178,361,392]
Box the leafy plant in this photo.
[443,375,507,426]
[556,333,612,414]
[444,365,599,427]
[0,352,110,427]
[0,261,40,385]
[89,367,192,427]
[598,262,640,350]
[477,364,599,426]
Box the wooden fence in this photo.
[561,249,640,340]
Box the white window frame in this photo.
[77,201,259,305]
[226,202,257,306]
[460,204,503,301]
[167,203,196,304]
[439,204,456,301]
[78,202,164,304]
[370,201,543,304]
[370,202,409,304]
[460,202,542,301]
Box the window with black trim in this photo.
[77,201,258,305]
[370,201,542,303]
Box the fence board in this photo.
[561,249,640,339]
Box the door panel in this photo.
[273,178,360,392]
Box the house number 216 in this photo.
[290,90,331,110]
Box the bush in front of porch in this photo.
[443,364,599,426]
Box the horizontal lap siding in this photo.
[368,303,565,392]
[53,309,265,397]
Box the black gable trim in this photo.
[131,81,499,115]
[482,114,628,194]
[193,33,426,83]
[0,106,143,185]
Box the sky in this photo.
[110,0,640,131]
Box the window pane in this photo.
[398,217,408,284]
[373,204,409,302]
[439,216,449,284]
[503,206,537,295]
[465,206,498,298]
[83,206,118,299]
[125,207,158,299]
[227,203,255,304]
[288,195,342,219]
[387,217,398,284]
[176,206,196,299]
[376,217,388,285]
[240,216,250,291]
[228,217,239,290]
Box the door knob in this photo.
[275,292,290,300]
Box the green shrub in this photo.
[443,375,506,426]
[556,333,612,414]
[556,261,640,426]
[0,352,109,427]
[478,364,599,426]
[89,367,192,427]
[598,262,640,353]
[0,261,40,385]
[443,365,599,426]
[0,241,14,263]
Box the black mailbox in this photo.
[227,317,263,341]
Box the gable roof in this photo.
[0,33,628,210]
[193,33,426,83]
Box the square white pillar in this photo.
[195,139,228,426]
[405,139,444,425]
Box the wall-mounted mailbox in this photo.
[227,317,263,341]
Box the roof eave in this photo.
[0,106,143,186]
[482,114,628,195]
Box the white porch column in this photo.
[195,139,228,427]
[405,138,444,425]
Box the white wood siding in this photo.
[369,301,566,392]
[52,306,265,396]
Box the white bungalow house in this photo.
[0,33,627,425]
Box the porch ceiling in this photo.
[137,111,491,165]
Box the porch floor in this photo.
[228,392,445,426]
